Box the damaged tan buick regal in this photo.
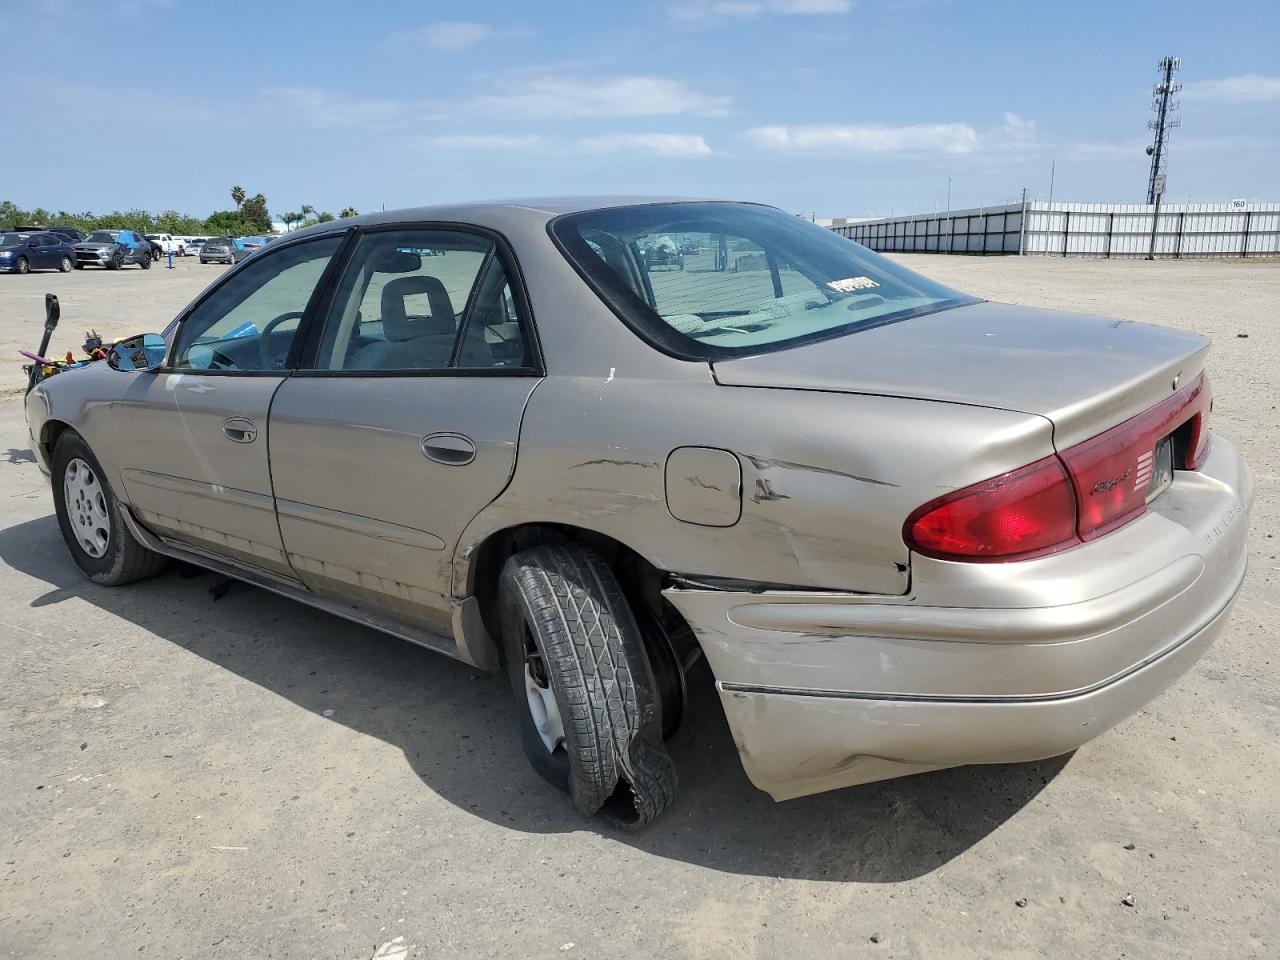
[24,199,1253,827]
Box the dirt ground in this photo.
[0,253,1276,959]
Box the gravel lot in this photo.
[0,253,1275,959]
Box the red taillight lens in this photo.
[906,372,1212,563]
[1059,372,1211,540]
[904,455,1080,562]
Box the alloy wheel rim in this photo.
[64,458,110,558]
[523,647,564,754]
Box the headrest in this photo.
[380,275,455,341]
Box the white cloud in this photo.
[1183,74,1280,104]
[468,73,730,118]
[744,121,979,154]
[673,0,851,20]
[407,21,493,51]
[578,133,713,157]
[999,111,1035,142]
[429,132,714,158]
[429,134,547,150]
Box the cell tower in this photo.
[1145,56,1181,204]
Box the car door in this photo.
[31,235,52,269]
[268,226,541,635]
[112,232,345,578]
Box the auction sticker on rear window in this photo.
[827,276,880,294]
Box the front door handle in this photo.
[222,417,258,443]
[422,432,476,465]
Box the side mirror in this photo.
[108,333,167,372]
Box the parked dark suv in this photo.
[72,230,153,270]
[199,236,249,264]
[16,225,86,245]
[0,232,76,274]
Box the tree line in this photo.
[1,186,360,237]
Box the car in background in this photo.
[145,233,187,257]
[0,231,76,273]
[186,238,207,255]
[72,230,153,270]
[199,236,248,264]
[17,225,87,245]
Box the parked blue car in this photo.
[0,232,77,274]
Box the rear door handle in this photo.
[422,432,476,465]
[222,417,258,443]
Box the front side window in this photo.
[172,235,342,372]
[312,228,532,372]
[551,202,977,360]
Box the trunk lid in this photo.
[711,301,1210,447]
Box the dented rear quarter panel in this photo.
[456,374,1054,596]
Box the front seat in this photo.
[350,275,457,370]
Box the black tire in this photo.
[51,430,166,586]
[499,543,677,828]
[139,254,151,270]
[15,256,29,275]
[74,262,84,269]
[58,256,72,272]
[106,253,121,270]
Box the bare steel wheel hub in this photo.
[523,643,564,754]
[64,457,110,559]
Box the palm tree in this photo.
[300,204,316,223]
[339,207,359,219]
[280,212,301,232]
[231,185,246,210]
[317,212,335,223]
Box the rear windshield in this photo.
[550,202,976,360]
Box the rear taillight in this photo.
[905,372,1211,562]
[904,455,1080,562]
[1058,371,1211,540]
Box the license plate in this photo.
[1143,435,1175,503]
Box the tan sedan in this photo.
[24,199,1252,827]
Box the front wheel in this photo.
[59,256,72,272]
[51,431,167,585]
[15,256,29,274]
[499,543,677,828]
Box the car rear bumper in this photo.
[664,434,1253,801]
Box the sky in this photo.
[4,0,1278,220]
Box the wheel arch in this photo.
[38,418,73,463]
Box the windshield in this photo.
[0,234,28,247]
[551,202,977,360]
[87,231,117,242]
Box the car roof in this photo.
[281,196,740,241]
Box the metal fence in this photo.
[828,201,1280,258]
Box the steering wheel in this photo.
[257,312,305,369]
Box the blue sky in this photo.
[5,0,1278,219]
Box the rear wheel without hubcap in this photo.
[499,543,678,828]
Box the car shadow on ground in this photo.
[0,513,1069,883]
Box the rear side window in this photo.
[551,202,976,360]
[311,228,533,373]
